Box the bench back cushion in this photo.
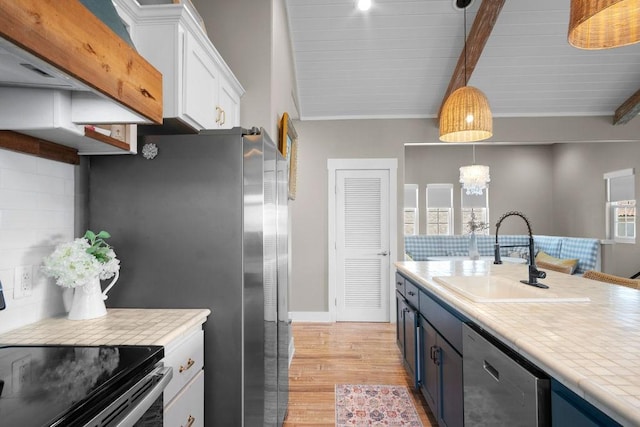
[404,234,600,274]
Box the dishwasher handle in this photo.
[483,360,500,382]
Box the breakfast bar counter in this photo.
[396,260,640,426]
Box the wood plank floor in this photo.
[284,322,437,426]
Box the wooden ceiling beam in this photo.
[613,88,640,125]
[438,0,506,118]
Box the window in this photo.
[426,184,453,235]
[404,184,419,235]
[605,168,636,244]
[461,188,489,235]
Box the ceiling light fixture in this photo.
[568,0,640,49]
[460,145,490,195]
[439,0,493,143]
[357,0,372,11]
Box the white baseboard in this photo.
[289,311,333,322]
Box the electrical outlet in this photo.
[14,266,33,299]
[12,355,31,394]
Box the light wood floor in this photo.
[283,322,437,426]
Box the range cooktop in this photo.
[0,344,163,426]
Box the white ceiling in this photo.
[285,0,640,121]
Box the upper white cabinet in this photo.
[115,0,244,132]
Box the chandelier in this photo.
[439,0,493,142]
[460,145,490,195]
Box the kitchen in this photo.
[1,0,640,426]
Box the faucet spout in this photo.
[494,211,548,289]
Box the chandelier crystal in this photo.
[460,164,490,195]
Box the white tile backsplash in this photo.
[0,149,75,335]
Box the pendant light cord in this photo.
[472,144,476,164]
[464,5,467,86]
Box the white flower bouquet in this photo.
[43,230,120,288]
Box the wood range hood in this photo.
[0,0,164,163]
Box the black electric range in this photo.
[0,344,164,426]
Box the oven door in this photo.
[83,364,173,427]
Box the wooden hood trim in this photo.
[0,0,163,124]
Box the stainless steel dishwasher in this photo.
[463,323,550,426]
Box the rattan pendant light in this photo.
[439,2,493,143]
[568,0,640,49]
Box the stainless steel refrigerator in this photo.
[88,127,289,426]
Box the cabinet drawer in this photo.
[419,290,463,354]
[405,281,420,309]
[164,369,205,427]
[163,329,204,406]
[395,272,405,296]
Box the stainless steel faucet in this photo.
[494,211,548,288]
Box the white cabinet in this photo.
[165,371,205,427]
[163,327,206,425]
[115,0,244,132]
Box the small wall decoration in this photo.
[279,112,298,200]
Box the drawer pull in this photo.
[183,415,195,427]
[407,291,415,296]
[179,358,195,373]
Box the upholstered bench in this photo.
[404,234,601,275]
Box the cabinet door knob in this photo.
[179,358,195,373]
[408,291,415,296]
[183,415,195,427]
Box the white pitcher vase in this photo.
[67,271,119,321]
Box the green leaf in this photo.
[96,231,111,239]
[84,230,96,241]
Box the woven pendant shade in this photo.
[568,0,640,49]
[439,86,493,142]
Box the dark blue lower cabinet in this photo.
[551,380,621,427]
[396,293,418,387]
[419,314,464,427]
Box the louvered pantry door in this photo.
[335,169,390,322]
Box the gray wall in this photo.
[292,117,640,312]
[404,144,555,236]
[552,141,640,278]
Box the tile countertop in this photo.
[0,308,211,347]
[396,260,640,427]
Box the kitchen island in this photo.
[396,260,640,426]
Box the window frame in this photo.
[460,188,490,235]
[426,183,453,236]
[604,168,636,244]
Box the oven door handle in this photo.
[84,365,173,427]
[115,365,173,427]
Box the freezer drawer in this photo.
[463,323,550,427]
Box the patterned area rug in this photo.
[335,384,423,426]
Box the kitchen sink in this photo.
[433,275,590,303]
